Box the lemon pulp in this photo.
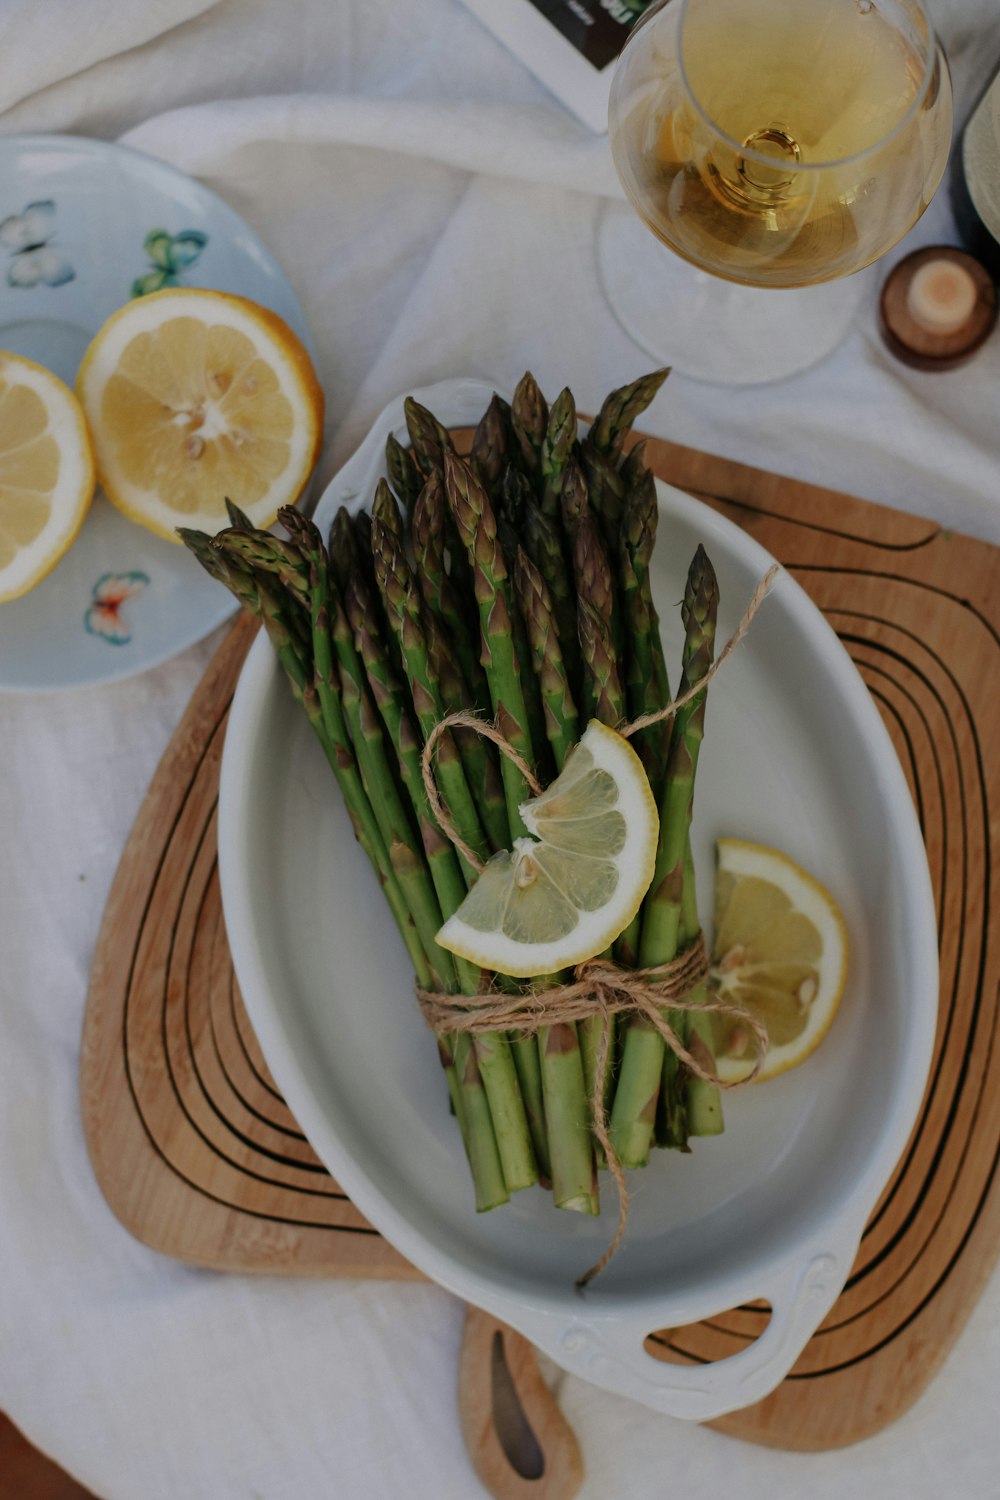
[76,289,323,540]
[437,719,659,978]
[709,838,848,1082]
[0,352,95,602]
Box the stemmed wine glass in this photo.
[599,0,954,384]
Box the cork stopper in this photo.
[880,246,997,370]
[906,259,978,334]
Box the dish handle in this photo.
[534,1222,864,1422]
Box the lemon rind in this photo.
[0,352,95,602]
[712,837,848,1083]
[436,720,659,978]
[75,289,323,543]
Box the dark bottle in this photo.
[951,67,1000,280]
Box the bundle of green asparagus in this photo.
[180,370,726,1219]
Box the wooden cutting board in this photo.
[81,434,1000,1454]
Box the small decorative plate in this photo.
[0,133,317,693]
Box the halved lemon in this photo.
[436,719,659,978]
[0,351,95,603]
[709,838,848,1083]
[76,288,323,541]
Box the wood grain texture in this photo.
[458,1309,584,1500]
[0,1414,99,1500]
[80,607,418,1281]
[637,436,1000,1449]
[80,435,1000,1452]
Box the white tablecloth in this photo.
[2,3,998,1497]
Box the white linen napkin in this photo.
[0,0,221,116]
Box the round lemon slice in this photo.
[76,288,324,541]
[709,838,848,1083]
[436,719,659,978]
[0,351,95,603]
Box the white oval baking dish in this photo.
[218,379,938,1421]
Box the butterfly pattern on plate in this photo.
[0,200,74,288]
[131,227,208,297]
[84,572,150,645]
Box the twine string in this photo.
[416,941,769,1287]
[419,563,780,867]
[421,715,542,874]
[414,563,781,1282]
[621,562,781,741]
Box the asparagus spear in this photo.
[281,508,458,993]
[521,499,582,702]
[617,467,717,1130]
[328,503,405,687]
[214,525,310,607]
[512,548,580,768]
[443,451,536,841]
[510,370,548,477]
[618,437,649,493]
[343,571,468,935]
[179,526,436,994]
[470,393,514,503]
[562,465,625,728]
[539,386,577,520]
[211,530,311,651]
[350,509,376,583]
[497,464,534,565]
[610,545,719,1168]
[586,368,670,465]
[513,546,597,1212]
[454,1037,512,1211]
[274,513,512,1205]
[561,485,629,1135]
[494,475,552,785]
[373,462,504,852]
[622,464,672,714]
[619,466,672,801]
[311,509,519,1202]
[580,442,627,551]
[370,508,538,1193]
[404,396,454,476]
[614,455,673,973]
[423,606,510,855]
[338,564,514,1200]
[680,842,724,1137]
[370,512,491,876]
[411,468,484,702]
[385,431,425,519]
[371,476,407,548]
[441,450,568,1182]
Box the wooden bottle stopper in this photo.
[879,245,997,370]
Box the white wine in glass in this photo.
[599,0,953,382]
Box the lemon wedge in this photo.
[0,351,95,603]
[436,719,658,978]
[709,838,848,1082]
[76,288,323,541]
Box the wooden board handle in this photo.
[458,1308,584,1500]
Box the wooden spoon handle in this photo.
[458,1307,584,1500]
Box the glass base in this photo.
[597,202,874,386]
